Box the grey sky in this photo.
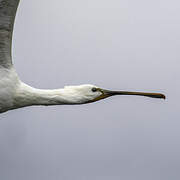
[0,0,179,179]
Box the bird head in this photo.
[63,84,165,104]
[63,85,102,104]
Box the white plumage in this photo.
[0,0,165,113]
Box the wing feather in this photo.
[0,0,20,68]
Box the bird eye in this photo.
[92,87,97,92]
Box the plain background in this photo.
[0,0,179,179]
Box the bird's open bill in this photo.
[93,89,166,102]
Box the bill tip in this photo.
[161,94,166,99]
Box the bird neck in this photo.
[14,82,80,108]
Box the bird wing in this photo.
[0,0,20,68]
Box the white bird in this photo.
[0,0,165,114]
